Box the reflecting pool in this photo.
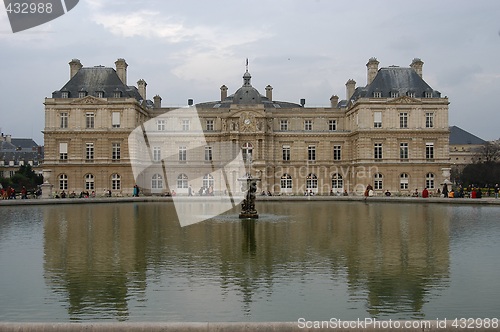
[1,201,499,322]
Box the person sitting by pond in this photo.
[448,189,455,198]
[412,188,419,197]
[422,188,429,198]
[343,189,348,196]
[385,190,391,197]
[60,190,66,198]
[267,191,272,196]
[309,190,314,196]
[261,190,266,196]
[476,188,482,199]
[471,188,477,199]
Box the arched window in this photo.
[111,174,121,190]
[280,173,292,189]
[242,142,253,163]
[203,174,214,188]
[152,174,163,189]
[177,174,188,189]
[306,173,318,189]
[400,173,409,190]
[426,173,435,189]
[332,173,343,190]
[374,173,383,190]
[59,174,68,190]
[85,173,95,190]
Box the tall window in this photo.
[203,174,214,188]
[308,145,316,161]
[306,174,318,189]
[242,142,253,163]
[85,113,95,129]
[86,143,94,161]
[280,174,292,189]
[333,145,342,161]
[400,142,409,160]
[206,120,214,131]
[85,174,95,190]
[112,143,121,161]
[400,173,409,190]
[177,174,188,189]
[374,173,383,190]
[182,119,190,131]
[59,174,68,190]
[426,112,434,128]
[399,112,408,128]
[332,174,343,190]
[59,142,68,160]
[112,112,120,128]
[111,174,121,190]
[426,173,435,189]
[153,147,161,162]
[426,142,434,160]
[179,146,187,161]
[374,143,383,159]
[282,145,291,161]
[152,174,163,189]
[205,146,213,161]
[60,112,68,128]
[374,112,382,128]
[329,120,337,131]
[304,120,313,131]
[157,120,166,131]
[280,120,289,131]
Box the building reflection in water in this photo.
[43,201,450,320]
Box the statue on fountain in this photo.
[239,174,259,219]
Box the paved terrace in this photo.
[1,194,500,206]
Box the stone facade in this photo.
[43,57,450,196]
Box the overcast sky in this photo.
[1,0,500,145]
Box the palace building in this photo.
[43,57,450,196]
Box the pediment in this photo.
[71,96,107,105]
[388,96,420,104]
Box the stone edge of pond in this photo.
[1,195,500,207]
[0,321,488,331]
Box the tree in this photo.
[10,164,43,190]
[475,142,500,163]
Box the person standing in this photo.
[495,184,499,199]
[188,185,193,196]
[422,188,429,198]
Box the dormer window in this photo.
[79,91,87,98]
[113,90,122,98]
[406,91,415,98]
[373,91,382,98]
[61,91,69,98]
[96,91,104,98]
[390,91,399,98]
[424,91,433,98]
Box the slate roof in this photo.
[52,67,143,101]
[350,66,441,102]
[449,126,486,145]
[0,137,43,164]
[197,70,302,109]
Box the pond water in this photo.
[0,201,499,322]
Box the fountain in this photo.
[238,174,260,219]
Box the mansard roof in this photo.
[52,67,143,101]
[449,126,486,145]
[351,66,441,101]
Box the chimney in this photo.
[265,85,273,101]
[330,95,339,109]
[153,95,162,108]
[220,85,228,101]
[137,79,147,99]
[188,99,194,106]
[366,57,379,85]
[346,79,356,100]
[300,99,305,107]
[115,58,128,85]
[69,59,82,79]
[410,58,424,78]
